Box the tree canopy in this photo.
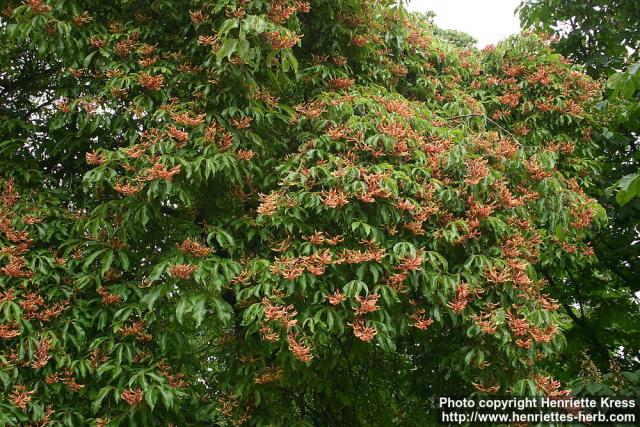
[0,0,621,425]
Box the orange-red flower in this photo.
[1,179,19,207]
[473,382,500,393]
[138,72,164,90]
[535,376,570,397]
[86,151,106,165]
[25,0,51,14]
[31,336,53,368]
[267,1,297,24]
[1,255,33,278]
[98,286,122,305]
[254,367,284,384]
[328,78,354,90]
[349,319,377,342]
[320,189,349,208]
[327,290,346,305]
[137,162,181,182]
[464,158,489,185]
[176,238,213,258]
[354,293,380,315]
[231,116,253,129]
[287,334,313,362]
[410,309,434,330]
[396,253,422,272]
[169,263,197,279]
[236,149,255,161]
[122,388,144,405]
[114,182,143,196]
[167,125,189,144]
[10,385,34,410]
[171,112,205,127]
[0,323,20,339]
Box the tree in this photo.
[517,0,639,78]
[413,11,478,50]
[1,0,605,425]
[518,0,640,389]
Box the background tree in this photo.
[517,0,639,77]
[412,11,478,50]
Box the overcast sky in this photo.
[407,0,522,48]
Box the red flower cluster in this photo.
[327,290,346,305]
[114,182,143,196]
[270,250,333,279]
[177,238,213,258]
[471,311,497,334]
[294,100,326,119]
[0,323,20,339]
[338,242,387,265]
[357,170,392,202]
[303,231,343,246]
[328,78,355,90]
[320,189,349,208]
[31,336,52,368]
[171,112,205,126]
[287,333,313,362]
[26,0,51,14]
[267,0,296,24]
[348,319,377,342]
[167,125,189,145]
[10,385,35,410]
[138,162,181,182]
[122,388,144,405]
[158,361,188,388]
[354,293,380,316]
[254,366,284,384]
[169,263,198,279]
[447,283,480,314]
[262,298,298,330]
[535,376,570,397]
[98,286,122,305]
[86,151,106,165]
[410,307,434,330]
[257,192,281,215]
[464,158,489,185]
[264,31,302,50]
[395,253,422,272]
[1,255,33,278]
[1,179,19,207]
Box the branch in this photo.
[442,113,521,146]
[565,269,586,321]
[542,269,610,357]
[562,303,585,326]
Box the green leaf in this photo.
[212,297,233,325]
[216,38,238,64]
[176,297,188,324]
[191,294,206,328]
[100,249,114,276]
[140,284,167,311]
[615,173,640,206]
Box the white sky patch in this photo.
[407,0,522,48]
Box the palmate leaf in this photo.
[613,172,640,206]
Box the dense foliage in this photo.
[519,0,640,391]
[0,0,609,425]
